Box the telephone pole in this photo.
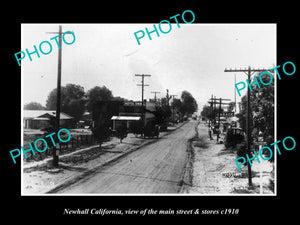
[208,97,230,142]
[234,74,237,113]
[208,95,217,125]
[224,66,270,186]
[170,94,178,124]
[208,94,213,127]
[46,26,74,167]
[166,89,170,106]
[135,74,151,130]
[47,26,63,167]
[151,91,160,102]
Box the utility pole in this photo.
[46,26,74,167]
[208,94,213,127]
[224,66,270,186]
[234,74,237,113]
[213,95,217,122]
[166,89,170,106]
[151,91,160,102]
[170,94,178,124]
[135,74,151,132]
[208,97,230,142]
[47,26,62,167]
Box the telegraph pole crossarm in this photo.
[207,97,231,142]
[224,67,272,77]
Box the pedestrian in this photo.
[209,126,213,140]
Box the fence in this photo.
[24,134,97,162]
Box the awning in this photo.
[227,116,239,123]
[111,116,141,121]
[33,118,50,120]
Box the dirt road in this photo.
[55,120,197,194]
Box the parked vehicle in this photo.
[115,121,127,143]
[143,121,159,138]
[159,123,168,132]
[224,127,245,148]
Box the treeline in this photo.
[237,72,274,146]
[24,84,198,123]
[24,84,124,122]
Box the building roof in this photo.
[23,110,73,120]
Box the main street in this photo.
[56,120,198,194]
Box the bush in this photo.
[92,126,112,146]
[235,141,247,161]
[224,128,244,149]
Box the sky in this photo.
[21,23,276,113]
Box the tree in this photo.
[45,83,86,122]
[155,97,171,125]
[181,91,198,115]
[228,102,236,112]
[201,104,223,123]
[113,96,128,102]
[86,86,113,112]
[171,98,183,121]
[236,72,274,151]
[171,98,183,113]
[201,105,211,118]
[24,102,45,110]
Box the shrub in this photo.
[235,141,247,162]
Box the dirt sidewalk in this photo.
[186,122,275,195]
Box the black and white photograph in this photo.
[21,23,276,195]
[3,4,298,221]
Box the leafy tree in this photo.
[24,102,45,110]
[171,98,184,121]
[236,72,274,154]
[65,83,85,99]
[113,96,128,102]
[46,86,66,110]
[201,104,223,123]
[86,86,113,112]
[155,97,171,125]
[228,102,236,112]
[181,91,198,115]
[201,105,212,118]
[92,125,111,149]
[45,83,86,122]
[171,98,183,113]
